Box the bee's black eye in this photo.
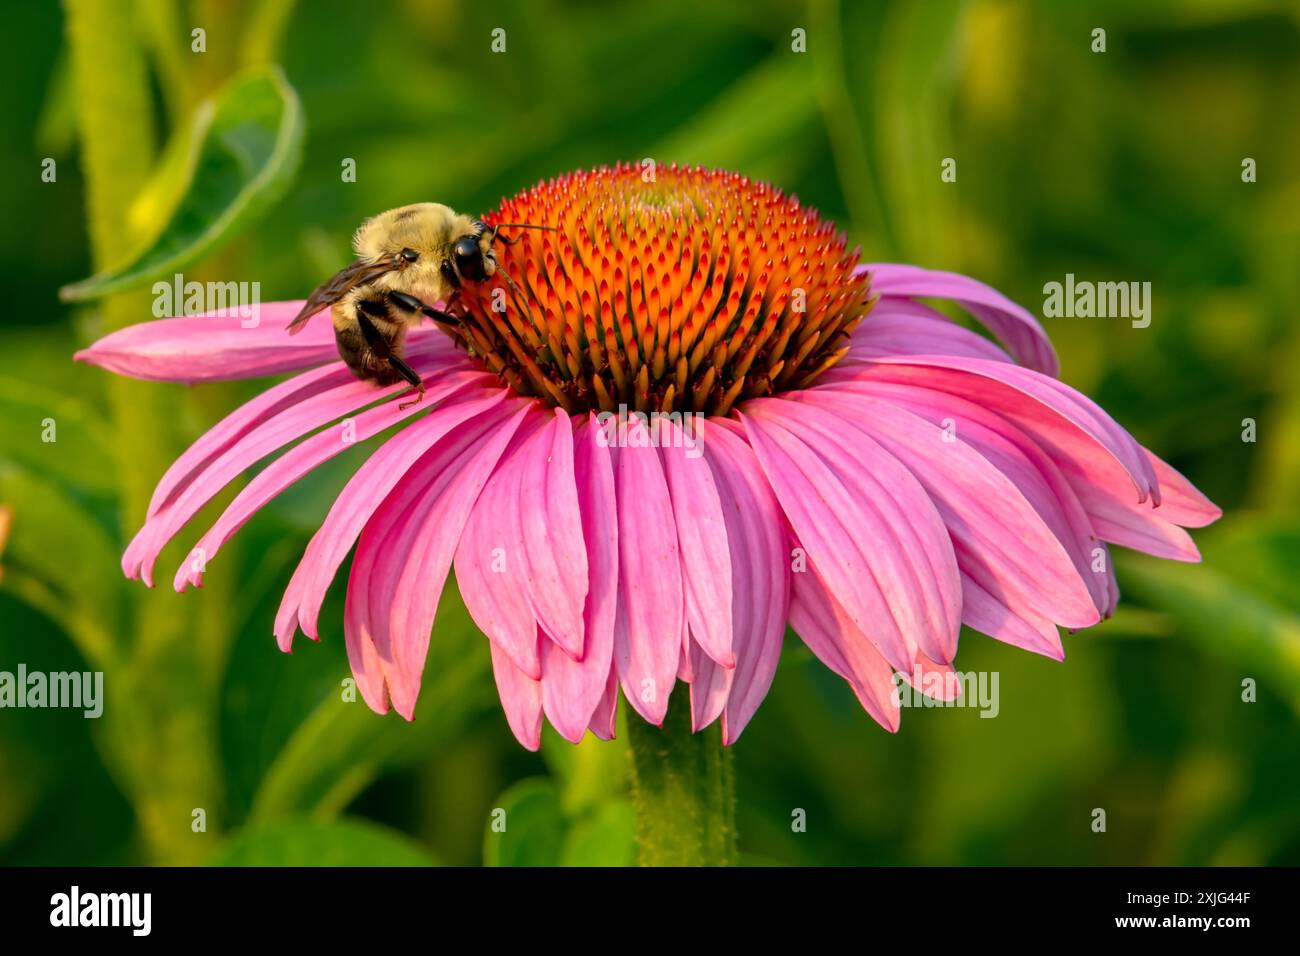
[454,237,486,281]
[400,248,419,263]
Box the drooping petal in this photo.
[902,654,963,702]
[860,264,1059,375]
[660,419,734,669]
[125,343,464,586]
[693,420,789,743]
[787,564,901,732]
[961,573,1064,660]
[1145,451,1221,528]
[793,389,1099,629]
[827,355,1160,504]
[741,398,962,669]
[176,371,498,591]
[687,640,731,733]
[345,402,526,717]
[677,621,697,684]
[516,409,588,660]
[587,669,620,741]
[454,412,551,679]
[148,362,354,518]
[829,357,1220,568]
[540,415,618,742]
[613,417,684,725]
[489,640,544,751]
[274,393,522,650]
[827,378,1117,619]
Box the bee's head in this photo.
[352,204,495,300]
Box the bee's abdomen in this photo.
[333,302,403,386]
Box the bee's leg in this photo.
[355,304,425,408]
[387,289,458,326]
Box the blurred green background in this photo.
[1,0,1297,866]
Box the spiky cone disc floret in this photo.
[448,163,874,417]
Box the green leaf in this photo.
[210,818,438,866]
[560,800,637,867]
[59,66,304,302]
[482,779,566,867]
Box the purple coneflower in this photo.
[77,165,1220,750]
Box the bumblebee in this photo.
[288,203,542,407]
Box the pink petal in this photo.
[126,345,467,587]
[489,640,543,751]
[793,389,1099,629]
[539,416,618,742]
[787,565,901,733]
[677,621,696,684]
[1060,440,1218,561]
[688,638,731,733]
[961,573,1064,660]
[847,298,1014,365]
[1146,451,1221,527]
[75,301,454,383]
[660,419,734,669]
[697,422,790,744]
[176,371,497,591]
[860,264,1059,375]
[516,409,588,660]
[741,398,962,669]
[902,654,963,702]
[613,418,684,725]
[587,669,620,741]
[826,356,1221,564]
[147,362,354,518]
[828,355,1160,504]
[831,378,1118,619]
[1082,496,1202,561]
[344,403,527,717]
[275,393,523,650]
[454,412,551,679]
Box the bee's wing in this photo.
[287,258,395,334]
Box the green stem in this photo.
[66,0,223,865]
[626,693,738,866]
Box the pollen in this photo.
[447,163,874,416]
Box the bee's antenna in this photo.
[490,222,560,232]
[486,222,560,246]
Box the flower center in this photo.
[448,164,874,416]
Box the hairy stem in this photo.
[626,693,738,866]
[65,0,222,865]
